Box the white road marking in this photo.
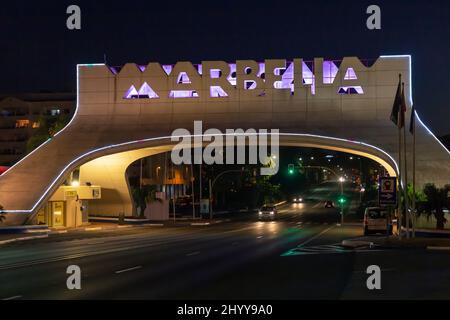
[298,225,335,248]
[257,236,263,239]
[115,265,142,274]
[186,251,200,256]
[0,234,49,245]
[2,295,22,300]
[191,222,210,226]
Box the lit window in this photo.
[15,120,30,128]
[32,122,40,128]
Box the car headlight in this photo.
[270,211,274,215]
[258,211,262,214]
[293,198,297,202]
[299,198,303,202]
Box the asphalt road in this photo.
[1,201,450,300]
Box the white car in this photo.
[364,207,393,235]
[258,205,277,220]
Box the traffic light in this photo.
[338,197,346,204]
[288,164,295,175]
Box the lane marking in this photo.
[191,222,210,226]
[257,236,263,239]
[297,225,335,248]
[186,251,200,256]
[115,265,142,274]
[2,295,22,300]
[144,223,164,227]
[0,234,49,245]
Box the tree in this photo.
[256,175,282,205]
[131,185,162,218]
[26,114,70,153]
[422,184,450,230]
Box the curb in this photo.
[427,246,450,251]
[341,239,375,248]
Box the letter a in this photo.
[366,5,381,30]
[366,265,381,290]
[66,265,81,290]
[66,5,81,30]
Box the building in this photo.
[0,93,75,166]
[127,152,193,199]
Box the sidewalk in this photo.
[342,233,450,251]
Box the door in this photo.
[52,201,65,227]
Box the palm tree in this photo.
[422,184,450,229]
[131,185,162,218]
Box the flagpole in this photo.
[412,108,416,238]
[403,115,409,238]
[391,74,403,239]
[401,83,409,238]
[398,125,402,239]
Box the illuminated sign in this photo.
[121,58,366,100]
[64,190,78,199]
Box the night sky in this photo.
[1,0,449,135]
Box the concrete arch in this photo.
[57,133,399,219]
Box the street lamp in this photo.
[338,177,345,225]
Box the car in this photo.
[324,200,334,208]
[364,207,393,235]
[258,205,277,220]
[292,196,303,203]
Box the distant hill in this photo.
[440,134,450,150]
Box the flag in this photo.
[398,82,407,128]
[390,74,402,126]
[409,104,415,134]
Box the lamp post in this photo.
[339,176,345,225]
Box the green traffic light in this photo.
[338,197,346,204]
[288,169,294,174]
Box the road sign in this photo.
[378,176,397,206]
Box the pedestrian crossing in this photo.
[281,243,386,256]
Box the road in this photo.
[1,201,450,300]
